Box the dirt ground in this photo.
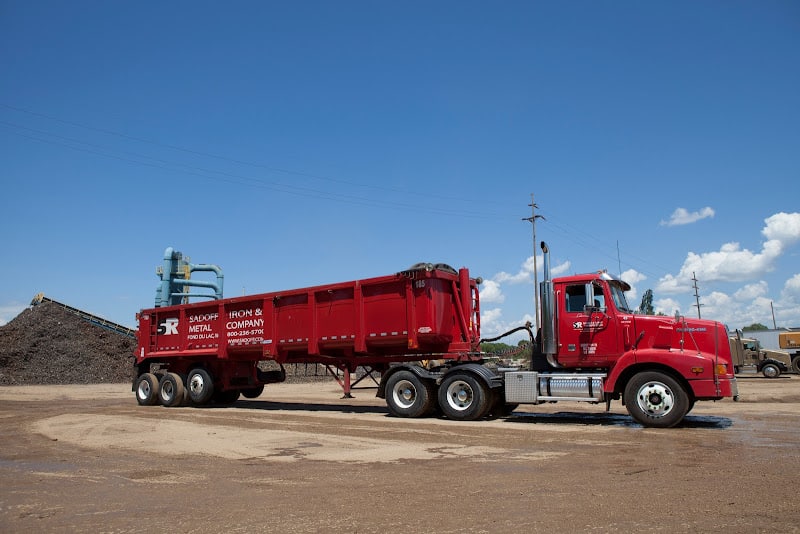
[1,373,799,533]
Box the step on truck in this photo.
[133,243,738,428]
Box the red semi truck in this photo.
[133,243,738,428]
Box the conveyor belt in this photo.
[30,293,137,339]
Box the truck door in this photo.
[557,282,622,367]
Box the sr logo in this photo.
[158,318,179,335]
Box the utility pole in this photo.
[691,272,703,319]
[770,301,776,329]
[522,194,545,330]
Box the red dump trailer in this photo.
[134,263,481,400]
[134,244,739,428]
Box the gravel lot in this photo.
[1,375,799,533]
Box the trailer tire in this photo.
[135,373,160,406]
[159,372,185,407]
[624,371,689,428]
[792,356,800,375]
[438,373,491,421]
[187,368,215,405]
[241,385,264,399]
[761,363,781,379]
[385,370,435,418]
[213,389,240,405]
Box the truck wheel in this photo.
[485,390,518,419]
[135,373,160,406]
[241,385,264,399]
[159,372,185,407]
[624,371,689,428]
[187,368,214,404]
[792,357,800,375]
[438,373,490,421]
[761,363,781,379]
[385,370,435,418]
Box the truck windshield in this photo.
[609,283,632,313]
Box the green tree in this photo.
[742,323,769,331]
[481,342,515,355]
[638,289,654,315]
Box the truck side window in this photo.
[565,285,586,313]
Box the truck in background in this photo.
[132,243,738,428]
[739,329,800,374]
[729,331,792,378]
[779,332,800,373]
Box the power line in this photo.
[0,120,510,219]
[1,103,509,208]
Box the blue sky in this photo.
[2,1,799,341]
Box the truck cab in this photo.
[507,242,739,428]
[551,272,633,369]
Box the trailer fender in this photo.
[377,364,439,399]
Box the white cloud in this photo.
[494,254,539,285]
[733,281,768,301]
[551,260,571,276]
[660,206,715,227]
[480,307,505,337]
[479,279,504,304]
[762,212,800,244]
[495,269,530,284]
[621,269,647,286]
[654,298,682,316]
[620,268,646,305]
[657,212,800,294]
[782,274,800,302]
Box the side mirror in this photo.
[583,283,599,313]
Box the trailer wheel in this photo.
[792,356,800,375]
[159,372,185,407]
[187,368,214,404]
[135,373,160,406]
[761,363,781,379]
[438,373,490,421]
[624,371,689,428]
[241,385,264,399]
[385,370,435,418]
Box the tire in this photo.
[135,373,160,406]
[761,363,781,379]
[186,368,214,404]
[213,389,240,405]
[159,372,185,407]
[241,385,265,399]
[624,371,689,428]
[490,390,519,418]
[792,356,800,375]
[437,372,491,421]
[385,370,435,418]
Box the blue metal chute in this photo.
[156,247,224,307]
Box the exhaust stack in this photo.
[539,241,560,367]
